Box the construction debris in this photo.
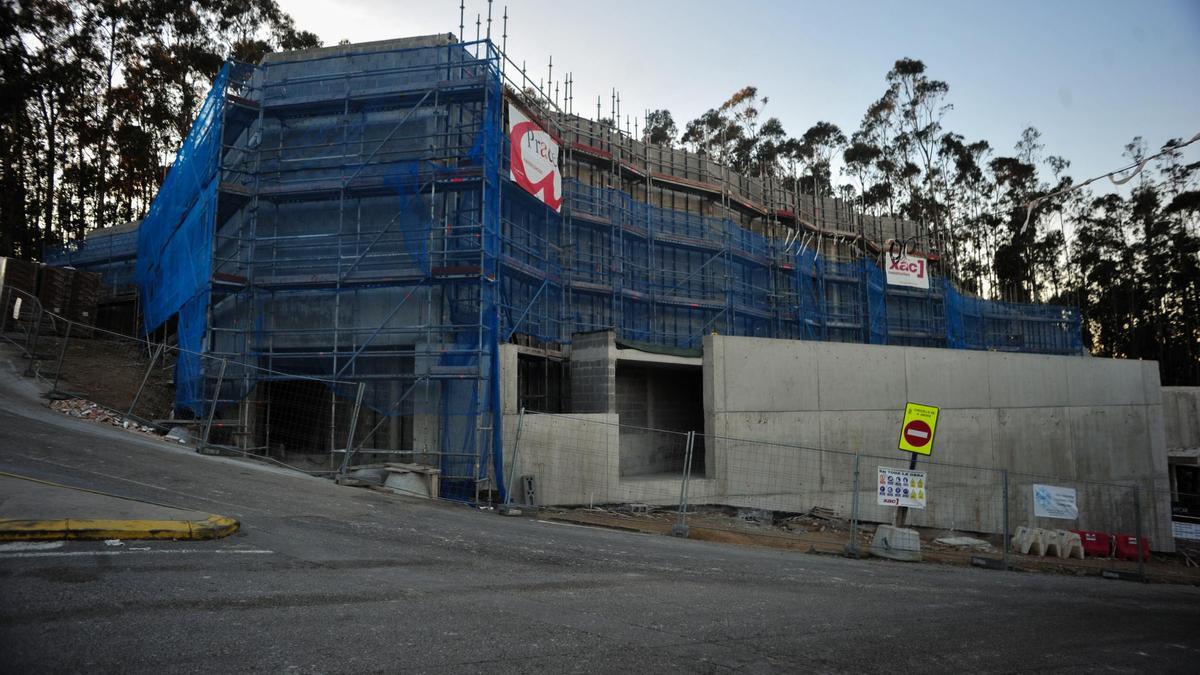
[50,397,158,437]
[932,536,995,551]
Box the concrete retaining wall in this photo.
[1164,387,1200,451]
[501,411,718,507]
[704,336,1173,550]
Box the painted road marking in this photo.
[0,541,65,552]
[0,548,274,560]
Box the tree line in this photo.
[641,59,1199,385]
[0,0,319,260]
[1,7,1196,384]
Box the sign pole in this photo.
[893,402,938,528]
[894,453,918,527]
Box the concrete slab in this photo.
[815,342,906,411]
[987,352,1069,409]
[869,525,922,561]
[905,348,990,410]
[1066,356,1147,407]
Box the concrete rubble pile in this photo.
[50,398,158,437]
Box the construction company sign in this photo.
[885,252,930,289]
[508,103,562,212]
[878,467,927,509]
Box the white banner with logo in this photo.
[885,253,930,289]
[1033,484,1078,520]
[508,103,562,212]
[878,467,927,509]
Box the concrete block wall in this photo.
[704,335,1173,550]
[569,331,616,414]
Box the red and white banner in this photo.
[508,103,562,212]
[885,253,929,289]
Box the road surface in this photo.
[2,357,1198,673]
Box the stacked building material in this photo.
[67,270,102,337]
[37,265,73,337]
[0,257,39,328]
[0,257,38,294]
[37,265,72,313]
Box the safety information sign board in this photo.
[878,467,927,509]
[1172,520,1200,541]
[1033,484,1078,520]
[898,402,939,455]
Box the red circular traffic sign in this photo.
[903,420,932,447]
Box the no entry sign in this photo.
[898,402,939,455]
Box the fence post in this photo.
[337,382,367,477]
[127,340,166,421]
[1134,485,1145,580]
[846,451,862,557]
[199,358,227,454]
[1002,469,1010,571]
[23,303,44,375]
[47,321,72,399]
[0,287,9,335]
[673,430,695,538]
[503,407,526,507]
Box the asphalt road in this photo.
[2,357,1199,673]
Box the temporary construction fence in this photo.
[1,286,367,474]
[488,410,1192,583]
[3,288,1194,581]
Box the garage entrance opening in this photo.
[617,362,705,478]
[264,380,332,453]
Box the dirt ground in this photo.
[33,333,176,424]
[546,505,1200,585]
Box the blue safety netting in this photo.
[136,64,229,414]
[130,37,1085,509]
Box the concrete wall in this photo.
[1164,387,1200,451]
[704,336,1173,550]
[501,411,718,507]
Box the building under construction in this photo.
[132,34,1083,501]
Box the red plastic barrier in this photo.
[1069,529,1113,558]
[1113,534,1150,562]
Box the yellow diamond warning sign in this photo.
[898,402,939,455]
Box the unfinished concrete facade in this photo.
[136,32,1088,505]
[505,332,1173,550]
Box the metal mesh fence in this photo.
[4,299,365,475]
[480,409,1187,580]
[2,288,1193,581]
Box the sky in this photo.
[276,0,1200,189]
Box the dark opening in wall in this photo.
[517,353,566,413]
[263,379,331,453]
[616,362,705,478]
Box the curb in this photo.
[0,515,240,541]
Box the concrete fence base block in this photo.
[869,525,922,561]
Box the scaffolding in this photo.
[133,34,1083,502]
[44,223,140,299]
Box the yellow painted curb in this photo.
[0,515,239,541]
